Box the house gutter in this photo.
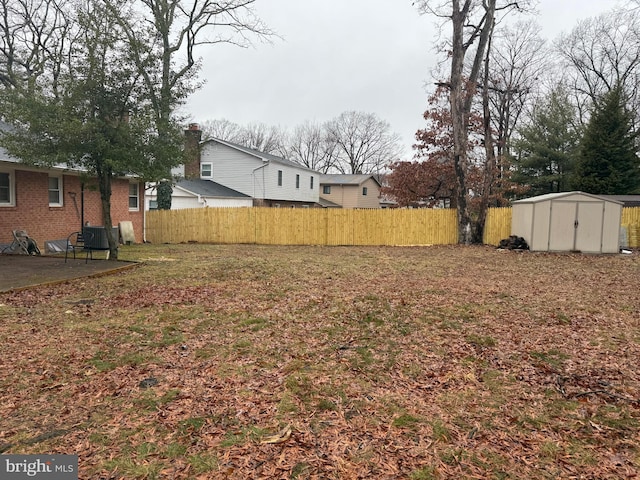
[252,160,269,201]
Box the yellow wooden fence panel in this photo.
[622,207,640,248]
[483,207,512,246]
[146,207,460,246]
[145,206,640,247]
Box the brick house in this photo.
[1,137,144,250]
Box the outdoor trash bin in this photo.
[83,226,119,250]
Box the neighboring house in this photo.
[146,179,252,210]
[0,122,144,249]
[179,125,320,208]
[599,195,640,207]
[319,174,382,209]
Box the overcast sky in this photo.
[184,0,624,159]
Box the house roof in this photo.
[320,174,382,187]
[512,191,623,205]
[598,195,640,207]
[317,197,342,208]
[204,138,317,173]
[175,179,250,198]
[1,121,138,178]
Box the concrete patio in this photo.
[0,254,137,293]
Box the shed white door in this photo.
[548,200,603,252]
[548,201,576,251]
[574,202,604,253]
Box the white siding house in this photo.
[198,140,319,206]
[145,179,253,210]
[171,125,321,208]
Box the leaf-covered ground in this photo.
[1,244,639,479]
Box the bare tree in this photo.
[105,0,273,172]
[415,0,525,243]
[557,7,640,124]
[488,20,548,160]
[0,0,71,91]
[286,121,337,173]
[235,122,287,155]
[200,118,243,142]
[325,111,403,175]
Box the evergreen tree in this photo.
[512,87,580,196]
[157,181,173,210]
[572,85,640,194]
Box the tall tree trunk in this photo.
[449,0,497,244]
[477,33,497,244]
[97,160,118,260]
[450,1,473,243]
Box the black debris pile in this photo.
[498,235,529,250]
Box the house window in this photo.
[362,187,368,196]
[310,176,314,189]
[278,170,283,186]
[323,185,331,194]
[201,163,212,178]
[48,175,63,206]
[0,171,14,206]
[296,174,300,189]
[129,182,139,210]
[149,200,158,210]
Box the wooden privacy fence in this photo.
[145,206,640,247]
[146,207,458,246]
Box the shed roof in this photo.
[175,179,249,198]
[512,191,623,205]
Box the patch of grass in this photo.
[439,447,465,465]
[188,453,219,474]
[315,398,337,411]
[88,348,156,372]
[565,440,599,466]
[285,374,315,405]
[392,413,424,429]
[239,316,269,331]
[430,418,452,442]
[178,416,206,435]
[466,334,496,348]
[102,458,163,479]
[591,405,639,433]
[155,325,184,346]
[88,350,117,372]
[232,339,252,354]
[530,349,569,370]
[290,462,311,479]
[219,426,268,448]
[349,346,375,371]
[134,389,180,411]
[409,466,438,480]
[165,442,187,458]
[277,392,299,415]
[361,311,385,327]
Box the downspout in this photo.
[142,183,147,243]
[252,160,269,205]
[81,182,85,230]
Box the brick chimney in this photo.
[184,123,202,179]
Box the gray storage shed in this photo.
[511,191,623,253]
